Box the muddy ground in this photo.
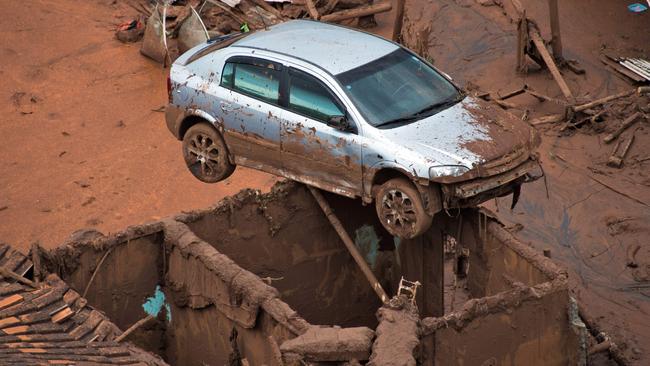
[0,0,649,364]
[399,1,649,364]
[0,0,279,248]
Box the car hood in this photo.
[377,96,534,167]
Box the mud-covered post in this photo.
[368,296,420,365]
[548,0,563,61]
[392,0,406,42]
[398,216,444,317]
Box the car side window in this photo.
[288,69,344,122]
[221,62,234,88]
[221,59,281,104]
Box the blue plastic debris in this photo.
[143,285,172,322]
[628,3,648,12]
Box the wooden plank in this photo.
[249,0,284,19]
[516,12,528,72]
[530,32,573,101]
[3,251,27,274]
[392,0,406,42]
[574,89,635,112]
[321,2,392,22]
[304,0,320,20]
[0,244,11,262]
[548,0,562,60]
[19,348,47,354]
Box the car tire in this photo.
[375,178,433,239]
[182,123,235,183]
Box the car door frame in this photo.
[216,54,288,170]
[276,61,367,198]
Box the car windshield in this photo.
[336,48,461,127]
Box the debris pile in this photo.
[120,0,393,64]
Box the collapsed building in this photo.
[0,181,589,365]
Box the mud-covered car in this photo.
[165,20,542,239]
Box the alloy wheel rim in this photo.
[381,189,417,230]
[187,133,222,177]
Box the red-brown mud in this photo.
[1,0,648,364]
[0,0,278,249]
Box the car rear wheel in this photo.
[182,123,234,183]
[375,178,433,239]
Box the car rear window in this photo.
[221,58,282,104]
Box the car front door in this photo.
[217,56,285,168]
[280,67,363,197]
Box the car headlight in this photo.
[429,165,470,179]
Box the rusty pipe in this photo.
[308,186,389,304]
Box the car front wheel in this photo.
[182,123,235,183]
[375,178,433,239]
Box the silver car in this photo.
[165,20,541,239]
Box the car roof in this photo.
[231,20,399,75]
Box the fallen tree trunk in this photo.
[321,2,391,22]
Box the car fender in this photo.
[177,108,235,164]
[363,161,418,200]
[364,161,441,215]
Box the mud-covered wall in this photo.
[421,279,576,366]
[40,182,578,366]
[482,220,557,295]
[446,210,555,298]
[163,219,312,365]
[45,219,318,365]
[420,209,577,366]
[46,224,166,355]
[175,182,444,324]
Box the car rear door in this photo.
[217,56,285,167]
[280,67,363,197]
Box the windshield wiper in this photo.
[376,95,462,128]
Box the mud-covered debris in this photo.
[116,17,145,43]
[280,326,374,362]
[368,296,420,366]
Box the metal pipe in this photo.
[307,186,389,304]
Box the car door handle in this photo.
[220,102,233,113]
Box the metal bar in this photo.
[307,186,389,304]
[620,61,650,81]
[629,58,650,71]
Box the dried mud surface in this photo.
[0,0,278,249]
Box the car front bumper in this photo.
[441,159,542,207]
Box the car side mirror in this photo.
[327,115,351,132]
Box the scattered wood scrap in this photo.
[607,131,636,168]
